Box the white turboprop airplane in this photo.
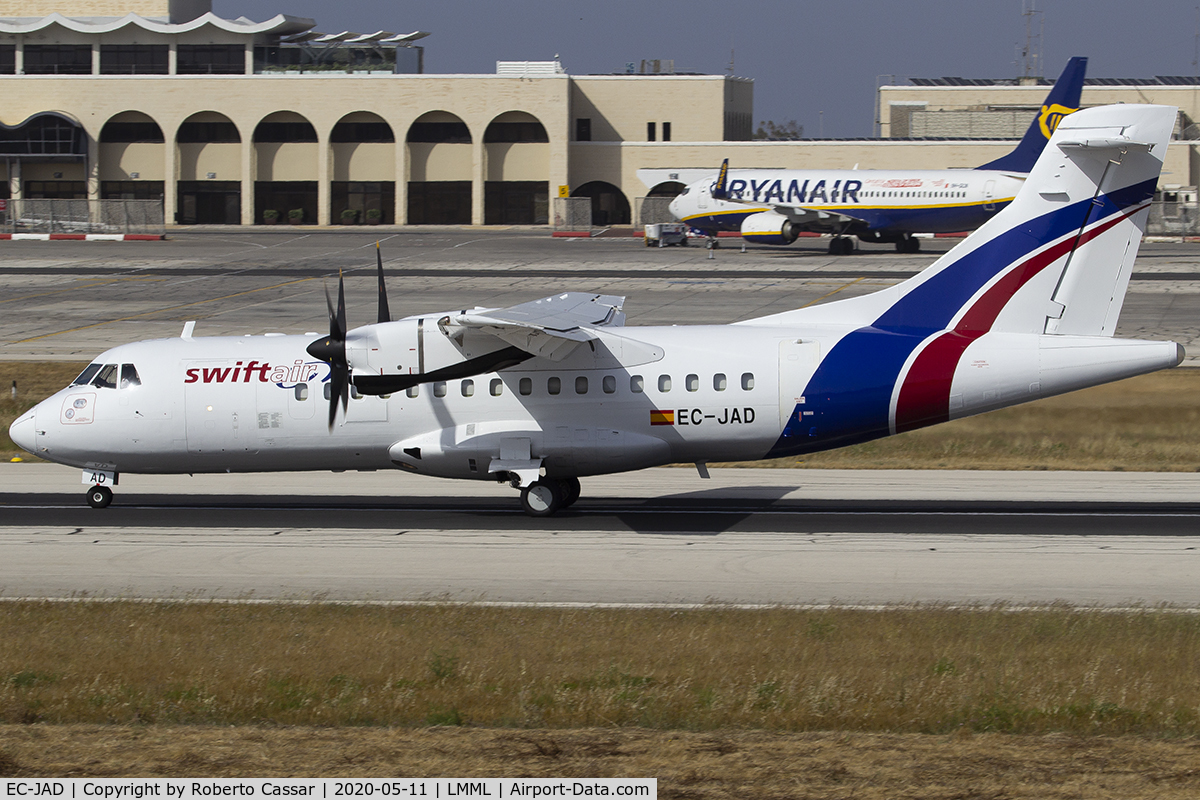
[668,57,1087,254]
[9,104,1183,517]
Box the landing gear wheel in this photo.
[520,480,563,517]
[895,237,920,253]
[86,485,113,509]
[829,237,853,255]
[559,477,581,508]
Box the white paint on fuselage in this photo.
[27,324,817,480]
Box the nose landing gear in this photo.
[86,484,113,509]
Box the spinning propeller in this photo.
[306,243,392,430]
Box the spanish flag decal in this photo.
[650,409,675,426]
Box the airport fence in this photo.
[0,199,165,235]
[1147,199,1200,236]
[635,196,676,227]
[552,197,592,231]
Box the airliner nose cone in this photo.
[8,410,36,455]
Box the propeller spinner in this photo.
[306,244,394,430]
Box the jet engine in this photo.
[740,211,800,246]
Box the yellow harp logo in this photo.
[1039,103,1078,139]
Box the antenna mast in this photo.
[1020,0,1044,79]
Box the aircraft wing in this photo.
[449,292,626,361]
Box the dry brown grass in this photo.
[3,725,1200,798]
[0,362,86,459]
[4,363,1200,470]
[4,602,1200,737]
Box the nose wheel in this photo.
[86,485,113,509]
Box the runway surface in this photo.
[4,464,1199,607]
[2,230,1199,361]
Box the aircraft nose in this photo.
[668,194,682,219]
[8,408,37,455]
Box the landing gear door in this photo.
[778,339,820,429]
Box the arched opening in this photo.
[331,111,395,225]
[254,111,318,225]
[484,111,549,225]
[0,112,87,200]
[176,111,241,224]
[647,181,685,197]
[99,111,165,200]
[572,181,630,226]
[406,111,471,224]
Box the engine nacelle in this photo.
[740,211,800,246]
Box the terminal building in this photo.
[1,0,1197,227]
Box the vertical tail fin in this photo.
[976,56,1087,173]
[710,158,730,199]
[876,103,1173,337]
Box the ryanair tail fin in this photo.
[976,56,1087,173]
[710,158,730,200]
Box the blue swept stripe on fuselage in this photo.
[764,176,1158,458]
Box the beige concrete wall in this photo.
[255,142,316,181]
[177,141,238,181]
[486,142,548,181]
[409,142,472,181]
[570,76,729,143]
[0,1,213,21]
[98,142,164,180]
[332,143,394,182]
[23,162,85,181]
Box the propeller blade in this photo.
[335,270,347,340]
[376,241,391,324]
[309,271,351,431]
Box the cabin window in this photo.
[714,373,727,391]
[519,377,532,396]
[434,381,447,398]
[461,379,474,397]
[406,385,419,398]
[91,364,118,389]
[741,372,755,390]
[686,374,699,392]
[602,375,616,394]
[548,377,561,395]
[294,384,308,401]
[120,364,141,389]
[72,364,102,386]
[658,374,671,392]
[575,376,588,394]
[490,378,503,396]
[630,375,644,393]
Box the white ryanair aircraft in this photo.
[9,104,1183,516]
[668,57,1087,253]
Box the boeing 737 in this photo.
[669,57,1087,254]
[9,103,1181,517]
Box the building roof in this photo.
[0,10,315,37]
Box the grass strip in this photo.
[3,601,1200,736]
[4,363,1199,471]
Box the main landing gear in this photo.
[895,236,921,254]
[86,484,113,509]
[828,236,855,255]
[518,476,581,517]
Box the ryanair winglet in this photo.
[977,56,1087,173]
[711,158,730,200]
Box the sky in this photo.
[216,0,1200,138]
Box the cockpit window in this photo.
[91,364,118,389]
[680,187,690,195]
[71,364,101,386]
[120,364,141,389]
